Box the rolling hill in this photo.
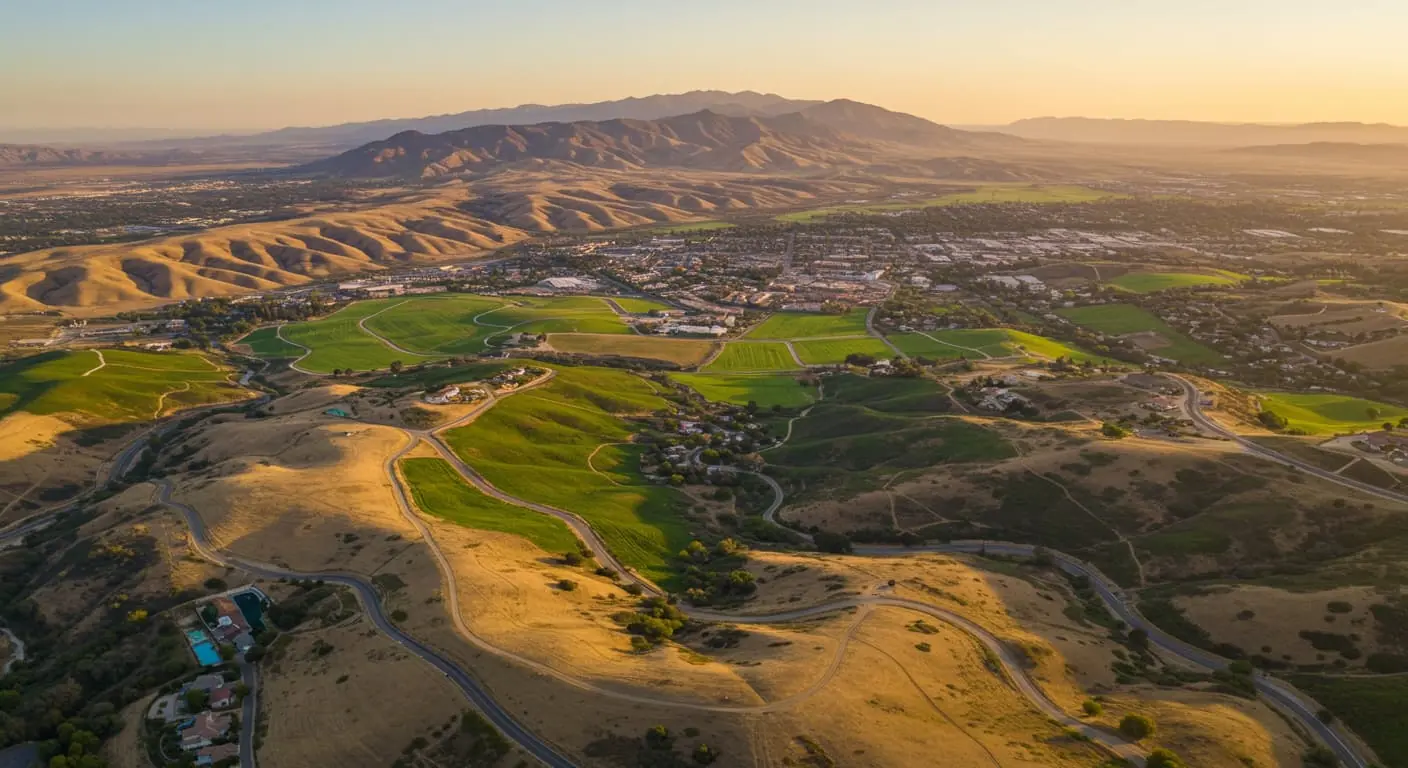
[1225,142,1408,163]
[993,117,1408,147]
[0,143,196,168]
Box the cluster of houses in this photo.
[147,672,242,766]
[1353,430,1408,465]
[423,384,487,405]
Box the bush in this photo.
[1119,714,1155,741]
[1082,699,1103,716]
[204,577,228,591]
[813,531,853,554]
[562,551,584,566]
[1146,748,1186,768]
[557,579,579,592]
[390,609,408,622]
[1327,601,1354,614]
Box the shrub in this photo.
[813,531,853,554]
[557,579,579,592]
[1082,699,1103,716]
[1326,601,1354,614]
[1146,748,1186,768]
[204,577,228,591]
[1119,714,1155,741]
[562,551,584,566]
[390,609,408,622]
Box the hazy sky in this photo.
[3,0,1405,133]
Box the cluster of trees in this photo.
[617,598,688,651]
[677,539,756,606]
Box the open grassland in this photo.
[238,327,304,359]
[366,360,519,389]
[775,184,1120,222]
[1257,392,1408,435]
[1107,270,1247,293]
[400,457,580,553]
[611,296,674,314]
[702,342,800,372]
[548,333,716,366]
[441,366,692,587]
[1291,675,1408,768]
[478,296,630,337]
[0,348,246,422]
[1057,303,1223,365]
[280,299,417,373]
[1335,335,1408,371]
[744,308,871,339]
[889,328,1112,361]
[793,337,894,365]
[823,374,958,413]
[361,294,507,355]
[669,373,817,408]
[646,220,735,234]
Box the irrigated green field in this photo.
[793,337,894,365]
[775,184,1121,222]
[478,296,630,337]
[361,294,508,355]
[1107,271,1247,293]
[400,457,580,553]
[703,342,800,372]
[1056,304,1223,365]
[744,309,871,339]
[647,221,736,234]
[892,328,1113,364]
[280,299,419,373]
[611,297,674,314]
[441,366,693,587]
[669,373,817,408]
[366,360,519,389]
[238,327,304,359]
[1256,392,1408,435]
[0,348,247,422]
[548,334,716,366]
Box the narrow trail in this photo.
[1027,468,1147,587]
[152,382,191,419]
[585,442,631,486]
[356,300,439,358]
[80,349,106,377]
[866,307,905,358]
[758,381,823,454]
[782,340,807,368]
[914,330,991,359]
[274,324,316,375]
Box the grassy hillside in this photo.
[238,327,304,359]
[480,296,629,336]
[703,342,800,372]
[1291,675,1408,768]
[669,373,818,408]
[793,337,894,365]
[1057,304,1223,365]
[441,366,692,587]
[400,457,580,553]
[0,349,247,423]
[1257,392,1408,435]
[1107,270,1247,293]
[281,299,418,373]
[361,294,508,355]
[744,309,871,339]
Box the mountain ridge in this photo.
[994,117,1408,146]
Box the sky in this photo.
[2,0,1406,135]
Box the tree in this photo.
[562,551,584,566]
[1119,713,1155,741]
[1127,628,1149,651]
[669,474,685,486]
[1366,407,1382,420]
[814,531,853,554]
[185,687,209,712]
[390,360,404,374]
[1257,410,1289,431]
[1146,749,1186,768]
[1081,699,1103,716]
[692,743,720,764]
[1101,422,1131,439]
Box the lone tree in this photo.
[1146,749,1187,768]
[390,360,404,374]
[813,531,853,554]
[1119,713,1156,741]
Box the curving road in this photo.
[1170,374,1408,507]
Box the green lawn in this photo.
[400,457,580,553]
[744,309,871,340]
[669,373,818,408]
[793,337,894,365]
[1057,304,1223,366]
[280,299,422,373]
[775,185,1121,222]
[648,221,735,234]
[1256,392,1408,435]
[366,360,520,389]
[611,297,674,314]
[1291,675,1408,768]
[362,294,508,355]
[703,342,801,372]
[441,366,693,588]
[0,349,247,423]
[1107,271,1247,293]
[477,296,630,338]
[238,327,304,359]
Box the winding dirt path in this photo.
[80,349,106,377]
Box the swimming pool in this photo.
[191,642,221,666]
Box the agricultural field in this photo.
[477,296,630,337]
[646,220,735,234]
[702,342,800,372]
[400,457,580,553]
[668,373,818,408]
[1106,270,1247,293]
[610,296,674,314]
[887,328,1110,361]
[366,360,519,389]
[280,299,420,373]
[743,308,870,339]
[1057,303,1223,365]
[236,327,305,359]
[0,348,248,423]
[775,184,1120,222]
[361,294,508,355]
[441,366,693,587]
[1256,392,1408,435]
[1332,335,1408,371]
[547,333,717,366]
[793,337,895,365]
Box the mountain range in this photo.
[307,100,1017,178]
[993,117,1408,146]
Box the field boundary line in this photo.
[80,349,106,377]
[355,299,441,358]
[913,331,993,359]
[275,324,317,375]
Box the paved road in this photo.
[152,480,580,768]
[1171,374,1408,506]
[238,658,259,768]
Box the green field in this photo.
[793,337,895,365]
[1292,675,1408,768]
[400,457,580,553]
[611,297,674,314]
[703,342,801,372]
[362,294,508,355]
[775,185,1120,223]
[441,366,693,587]
[1256,392,1408,435]
[238,327,304,359]
[479,296,630,337]
[1056,304,1223,366]
[647,221,735,234]
[893,328,1114,364]
[548,334,716,366]
[366,360,519,389]
[1107,271,1247,294]
[0,348,247,423]
[745,309,871,340]
[280,299,419,373]
[669,373,818,408]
